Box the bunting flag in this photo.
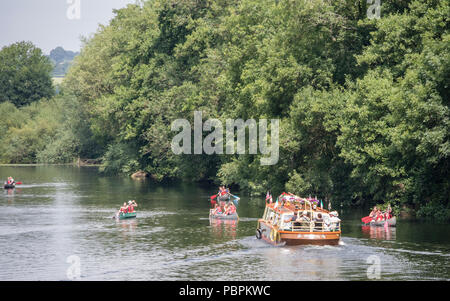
[266,191,273,204]
[274,198,279,209]
[320,200,323,209]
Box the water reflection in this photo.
[259,245,342,280]
[209,218,238,240]
[361,225,397,241]
[115,218,138,236]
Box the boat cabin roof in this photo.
[266,201,331,215]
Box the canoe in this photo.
[3,184,15,189]
[119,212,137,220]
[367,217,396,227]
[209,210,239,220]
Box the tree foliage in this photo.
[1,0,448,218]
[0,41,54,107]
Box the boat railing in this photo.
[287,221,340,232]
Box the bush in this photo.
[100,143,140,175]
[416,202,450,222]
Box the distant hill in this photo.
[48,47,79,77]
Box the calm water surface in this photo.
[0,166,449,281]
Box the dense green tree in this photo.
[0,41,54,107]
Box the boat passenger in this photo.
[223,203,229,214]
[7,177,15,185]
[298,210,310,228]
[321,213,331,231]
[282,214,297,230]
[329,211,341,231]
[375,209,384,222]
[384,205,392,220]
[313,213,323,231]
[116,202,128,216]
[225,203,236,215]
[128,200,137,213]
[213,204,223,215]
[369,207,378,218]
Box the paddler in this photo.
[7,177,15,185]
[128,200,137,213]
[117,202,128,216]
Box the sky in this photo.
[0,0,137,54]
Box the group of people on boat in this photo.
[281,209,341,232]
[212,202,237,216]
[364,205,392,223]
[117,200,138,216]
[211,186,231,207]
[210,186,239,217]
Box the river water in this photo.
[0,166,449,281]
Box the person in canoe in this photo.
[224,202,236,215]
[117,202,129,216]
[384,204,392,220]
[375,209,385,222]
[212,203,223,215]
[7,177,15,185]
[362,206,379,224]
[127,200,138,213]
[217,186,230,206]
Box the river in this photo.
[0,166,449,281]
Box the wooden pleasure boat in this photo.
[256,194,341,246]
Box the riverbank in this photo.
[0,158,103,168]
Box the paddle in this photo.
[230,193,240,200]
[361,216,373,224]
[229,194,240,206]
[15,182,22,185]
[210,194,217,200]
